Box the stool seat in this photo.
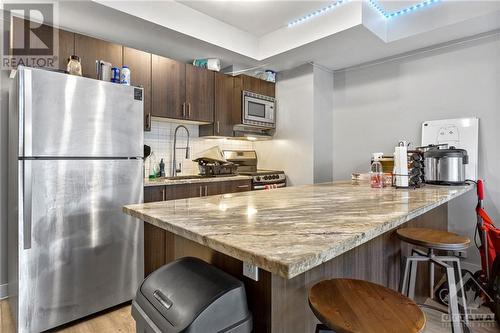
[308,279,426,333]
[396,227,470,251]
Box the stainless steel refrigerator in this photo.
[8,66,144,332]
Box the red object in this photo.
[477,206,500,274]
[477,179,485,200]
[476,179,500,276]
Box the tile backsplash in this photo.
[144,120,254,177]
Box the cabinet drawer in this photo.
[144,185,166,202]
[229,180,252,193]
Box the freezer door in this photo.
[19,67,143,158]
[17,159,143,333]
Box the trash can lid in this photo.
[139,257,244,330]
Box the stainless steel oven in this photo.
[242,90,276,129]
[223,150,286,191]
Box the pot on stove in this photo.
[423,146,468,185]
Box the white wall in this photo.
[256,63,334,186]
[256,64,315,186]
[313,65,334,183]
[144,120,253,177]
[332,32,500,268]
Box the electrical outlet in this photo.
[243,262,259,281]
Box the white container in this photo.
[120,65,131,85]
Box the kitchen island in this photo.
[124,182,471,333]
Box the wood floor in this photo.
[0,301,134,333]
[1,299,498,333]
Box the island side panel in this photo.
[270,204,448,333]
[163,231,273,333]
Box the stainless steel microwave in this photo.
[242,90,276,128]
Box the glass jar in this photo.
[67,55,82,76]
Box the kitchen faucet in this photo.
[172,125,190,177]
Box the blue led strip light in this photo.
[376,0,441,19]
[288,0,441,27]
[288,0,351,27]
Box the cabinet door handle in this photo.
[217,121,220,134]
[205,185,208,196]
[182,103,186,118]
[199,186,203,197]
[162,188,166,201]
[188,103,191,118]
[237,185,249,188]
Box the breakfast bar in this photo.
[124,182,472,333]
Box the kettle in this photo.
[423,146,468,185]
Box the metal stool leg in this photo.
[435,255,470,327]
[445,264,462,333]
[453,258,469,325]
[401,255,411,296]
[408,258,418,300]
[429,248,435,299]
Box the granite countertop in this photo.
[124,181,472,279]
[144,175,252,187]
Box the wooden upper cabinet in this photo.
[74,34,122,79]
[260,79,276,97]
[10,18,74,71]
[123,47,152,131]
[152,55,186,120]
[185,64,214,123]
[200,72,234,137]
[242,75,261,94]
[57,30,75,70]
[241,74,275,97]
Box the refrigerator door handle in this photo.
[23,160,32,249]
[23,68,33,157]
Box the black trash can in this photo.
[132,257,253,333]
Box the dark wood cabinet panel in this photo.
[144,185,166,202]
[233,76,244,126]
[241,75,276,97]
[260,79,276,97]
[144,186,166,276]
[200,73,234,137]
[58,29,75,71]
[152,55,186,119]
[123,47,151,131]
[144,180,251,276]
[242,75,261,93]
[218,179,252,194]
[10,18,74,71]
[185,64,214,123]
[241,74,275,97]
[74,34,122,79]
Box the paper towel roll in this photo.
[394,145,409,187]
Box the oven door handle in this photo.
[253,182,286,190]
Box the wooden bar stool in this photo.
[397,227,471,333]
[308,278,426,333]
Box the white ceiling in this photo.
[178,1,331,36]
[177,1,427,37]
[79,1,500,72]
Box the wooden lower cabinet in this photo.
[143,179,251,275]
